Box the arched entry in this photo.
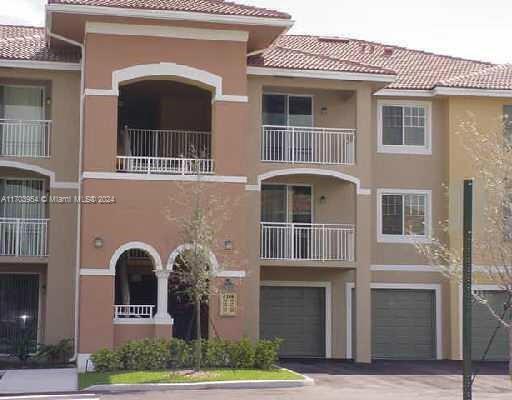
[165,244,218,340]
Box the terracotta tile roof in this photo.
[249,35,497,90]
[0,25,80,63]
[248,46,395,76]
[47,0,291,19]
[437,64,512,90]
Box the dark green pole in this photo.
[462,179,473,400]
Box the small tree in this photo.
[415,113,512,376]
[165,154,237,371]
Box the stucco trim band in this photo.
[0,160,79,189]
[0,60,81,71]
[82,171,248,183]
[247,67,396,83]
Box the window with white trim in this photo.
[378,101,431,154]
[378,190,430,242]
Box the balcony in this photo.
[260,222,355,261]
[0,218,49,257]
[261,125,356,165]
[114,304,155,320]
[0,119,51,158]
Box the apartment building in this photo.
[1,0,511,369]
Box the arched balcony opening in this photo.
[113,249,157,320]
[116,79,213,175]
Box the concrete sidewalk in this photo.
[0,368,77,394]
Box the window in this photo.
[261,184,312,223]
[378,189,431,242]
[262,94,313,127]
[504,105,512,146]
[378,101,431,154]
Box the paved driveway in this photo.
[96,360,511,400]
[0,368,78,394]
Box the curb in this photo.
[86,375,314,392]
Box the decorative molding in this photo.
[256,168,366,194]
[245,184,260,191]
[261,280,332,358]
[217,270,246,278]
[216,95,248,102]
[86,22,249,42]
[375,87,512,99]
[358,188,371,196]
[375,89,433,97]
[47,4,294,28]
[346,282,443,360]
[0,59,81,71]
[166,243,219,272]
[109,241,163,273]
[0,160,79,189]
[371,264,440,272]
[84,88,117,96]
[80,268,114,276]
[247,66,396,83]
[82,171,248,184]
[113,318,156,325]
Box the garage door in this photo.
[260,286,325,357]
[372,289,436,359]
[472,291,510,361]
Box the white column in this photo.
[154,269,172,323]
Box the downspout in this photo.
[46,28,84,362]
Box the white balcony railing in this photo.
[0,119,51,158]
[261,125,356,165]
[260,222,355,261]
[116,156,214,175]
[0,218,49,257]
[126,128,211,158]
[114,304,155,319]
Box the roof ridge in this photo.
[274,45,396,75]
[282,34,495,66]
[436,63,512,87]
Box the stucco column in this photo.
[154,269,172,323]
[355,193,372,363]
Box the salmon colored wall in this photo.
[79,276,114,352]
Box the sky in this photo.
[2,0,512,64]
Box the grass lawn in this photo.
[79,368,304,389]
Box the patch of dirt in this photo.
[170,370,220,379]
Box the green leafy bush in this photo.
[118,338,169,370]
[167,338,192,368]
[89,337,283,372]
[254,339,282,370]
[36,338,73,364]
[203,338,230,368]
[227,338,255,369]
[90,348,122,372]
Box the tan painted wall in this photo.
[0,68,80,346]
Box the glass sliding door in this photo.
[291,186,312,258]
[0,85,45,156]
[261,185,287,259]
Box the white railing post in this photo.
[15,219,21,257]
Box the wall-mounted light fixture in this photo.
[223,278,235,291]
[224,240,233,250]
[93,237,104,249]
[319,195,327,204]
[320,106,328,114]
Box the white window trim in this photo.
[346,282,443,360]
[377,188,432,244]
[260,280,332,358]
[377,100,432,155]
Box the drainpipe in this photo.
[46,28,85,362]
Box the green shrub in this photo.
[36,338,73,364]
[167,338,192,369]
[90,348,122,372]
[203,338,230,368]
[118,338,169,370]
[227,338,255,369]
[254,339,282,370]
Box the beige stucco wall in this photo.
[0,68,80,346]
